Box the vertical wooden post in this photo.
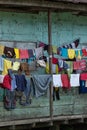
[48,10,53,118]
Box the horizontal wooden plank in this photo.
[0,114,87,127]
[0,0,86,12]
[46,0,87,3]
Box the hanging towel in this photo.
[82,49,87,57]
[2,59,12,75]
[73,61,80,70]
[52,57,58,64]
[31,75,52,97]
[4,46,15,58]
[79,60,86,70]
[15,74,27,91]
[14,48,20,59]
[35,47,43,60]
[80,73,87,80]
[3,74,11,90]
[28,49,34,58]
[61,74,70,89]
[73,60,86,71]
[79,80,87,94]
[70,74,80,87]
[61,48,68,59]
[12,61,20,71]
[19,49,29,59]
[52,46,57,54]
[75,49,82,60]
[68,49,75,59]
[53,74,62,87]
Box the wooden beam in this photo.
[45,0,87,3]
[0,0,86,12]
[0,115,87,127]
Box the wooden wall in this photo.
[0,11,86,127]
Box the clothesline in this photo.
[0,38,80,60]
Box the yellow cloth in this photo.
[14,48,20,59]
[2,59,12,75]
[52,46,57,54]
[45,63,49,74]
[45,63,58,74]
[12,61,20,71]
[68,49,75,59]
[0,45,4,55]
[77,50,81,60]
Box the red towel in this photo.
[61,74,70,89]
[52,57,58,64]
[80,73,87,80]
[3,75,11,90]
[82,49,87,56]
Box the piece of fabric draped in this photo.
[14,48,20,59]
[3,75,11,90]
[53,74,62,87]
[70,74,80,87]
[35,47,43,60]
[2,59,12,75]
[31,75,52,97]
[15,74,27,91]
[4,46,15,58]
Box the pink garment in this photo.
[73,60,86,70]
[73,61,80,70]
[79,60,86,70]
[19,49,29,59]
